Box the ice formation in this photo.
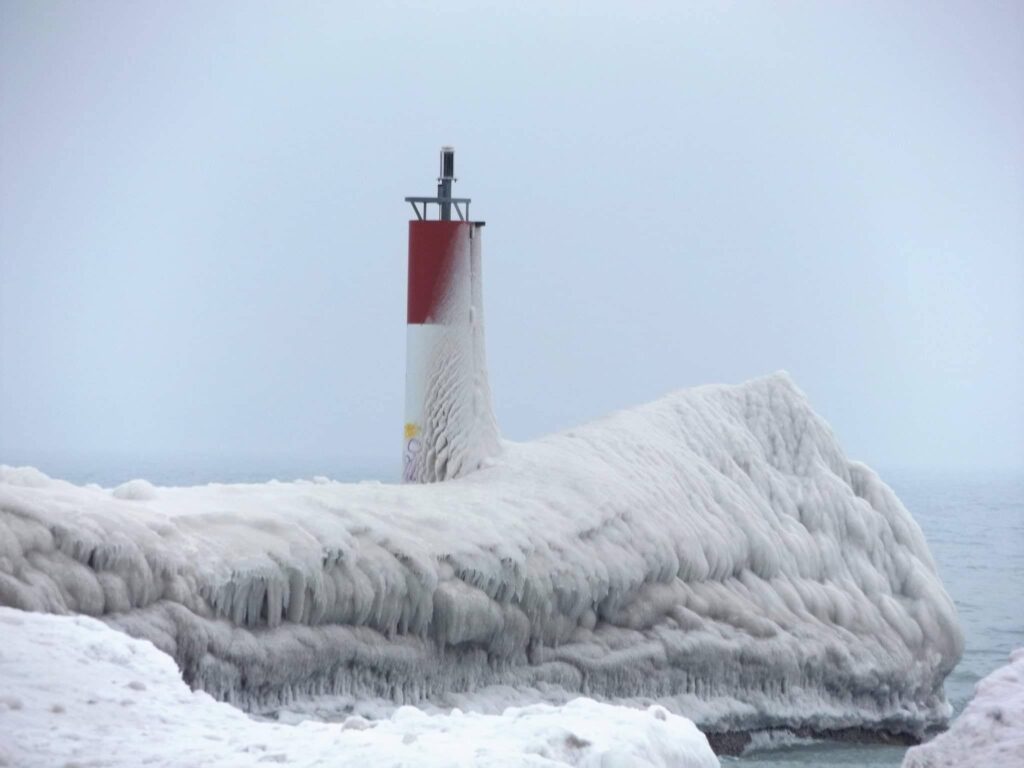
[0,607,719,768]
[0,373,962,742]
[902,647,1024,767]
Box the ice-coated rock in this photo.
[902,647,1023,767]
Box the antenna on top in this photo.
[405,146,471,222]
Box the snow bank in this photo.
[0,373,962,739]
[0,607,719,768]
[902,648,1024,767]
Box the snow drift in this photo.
[902,647,1024,767]
[0,607,719,768]
[0,373,962,740]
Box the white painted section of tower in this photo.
[403,323,444,480]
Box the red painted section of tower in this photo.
[407,221,467,325]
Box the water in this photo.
[728,468,1024,767]
[21,459,1024,764]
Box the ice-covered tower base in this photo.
[403,149,500,483]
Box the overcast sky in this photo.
[1,1,1021,482]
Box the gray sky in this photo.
[1,1,1022,481]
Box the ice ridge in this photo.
[0,373,962,738]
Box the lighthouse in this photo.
[402,148,501,483]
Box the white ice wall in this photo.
[0,373,962,739]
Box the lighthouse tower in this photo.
[402,148,501,483]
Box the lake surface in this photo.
[20,459,1023,765]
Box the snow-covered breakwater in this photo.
[0,374,962,742]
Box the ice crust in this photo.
[902,647,1024,767]
[0,373,962,737]
[0,607,719,767]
